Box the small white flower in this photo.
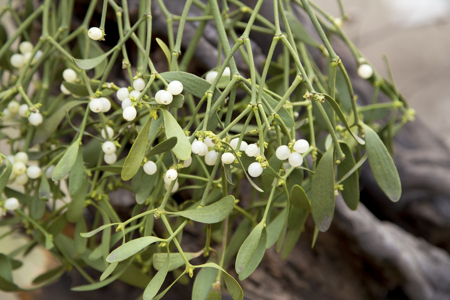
[221,152,235,165]
[104,153,117,165]
[102,141,117,154]
[88,27,103,40]
[357,64,373,79]
[63,68,77,83]
[123,106,137,121]
[19,41,33,54]
[293,139,309,154]
[4,197,20,211]
[167,80,183,95]
[248,162,263,178]
[143,161,157,175]
[116,87,129,101]
[133,78,145,91]
[89,98,103,113]
[27,165,42,179]
[28,112,43,126]
[276,145,291,160]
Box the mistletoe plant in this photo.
[0,0,414,299]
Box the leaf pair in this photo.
[235,222,267,280]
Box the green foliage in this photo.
[0,0,412,298]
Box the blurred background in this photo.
[1,0,450,299]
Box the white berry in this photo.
[357,64,373,79]
[223,67,231,76]
[116,88,129,101]
[27,165,42,179]
[104,153,117,165]
[63,68,77,83]
[14,152,28,164]
[133,78,145,91]
[205,150,219,166]
[159,91,173,105]
[221,152,235,164]
[165,180,179,193]
[230,138,248,151]
[34,50,42,62]
[129,90,141,99]
[121,98,132,109]
[88,27,103,40]
[155,90,165,104]
[206,71,218,84]
[28,112,43,126]
[101,126,114,139]
[165,169,178,182]
[60,83,71,95]
[10,54,24,68]
[19,41,33,54]
[294,111,299,118]
[192,140,208,156]
[143,161,157,175]
[334,18,343,28]
[8,101,19,114]
[167,80,183,95]
[288,152,303,167]
[14,173,28,185]
[89,98,103,113]
[245,144,259,157]
[18,104,28,118]
[183,157,192,168]
[100,97,111,113]
[204,136,215,148]
[102,141,117,154]
[123,106,137,121]
[45,165,55,179]
[293,139,310,154]
[4,197,20,211]
[12,162,26,175]
[276,145,291,160]
[248,162,263,178]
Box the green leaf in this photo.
[30,191,46,220]
[197,263,244,300]
[310,144,335,232]
[0,155,12,196]
[143,252,169,300]
[0,254,13,282]
[362,123,401,202]
[32,266,64,285]
[192,261,218,300]
[336,69,352,113]
[62,82,97,97]
[106,236,162,263]
[160,72,221,101]
[136,173,157,204]
[100,262,118,281]
[69,150,84,196]
[78,34,107,78]
[156,38,172,70]
[168,94,184,108]
[121,117,152,181]
[66,181,87,223]
[146,137,178,157]
[153,251,202,271]
[74,48,114,70]
[161,109,191,161]
[32,101,82,144]
[323,94,365,145]
[224,163,233,185]
[80,223,118,238]
[169,195,235,224]
[281,208,308,259]
[286,11,321,47]
[152,271,185,300]
[290,185,311,211]
[75,219,87,254]
[235,222,263,274]
[266,207,288,249]
[38,175,51,200]
[238,227,267,280]
[337,142,359,210]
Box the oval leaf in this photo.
[238,226,267,280]
[337,142,359,210]
[52,142,79,181]
[146,137,177,157]
[266,208,288,249]
[0,155,12,196]
[362,123,401,202]
[160,72,221,101]
[235,222,263,274]
[290,185,311,211]
[153,251,202,271]
[106,236,162,263]
[161,110,191,161]
[121,117,152,181]
[169,195,235,224]
[310,144,335,232]
[74,48,114,70]
[156,38,171,70]
[143,252,169,300]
